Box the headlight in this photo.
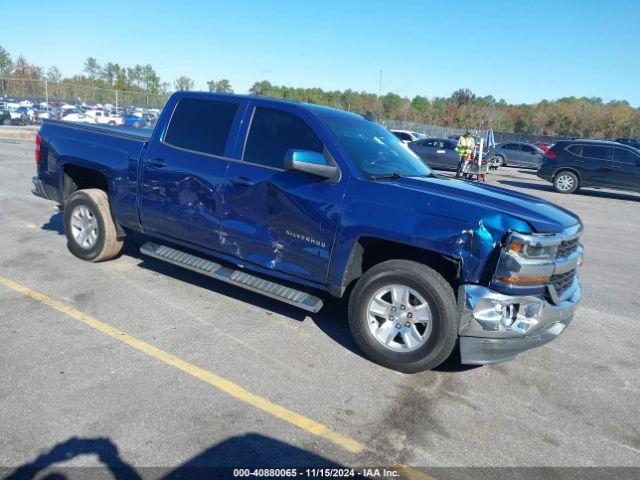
[506,237,558,259]
[494,233,557,288]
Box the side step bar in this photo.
[140,242,323,313]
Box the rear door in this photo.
[507,143,525,165]
[139,96,245,251]
[608,147,640,190]
[221,102,348,284]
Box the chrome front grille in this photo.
[550,269,576,297]
[557,238,579,258]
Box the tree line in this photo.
[1,45,638,138]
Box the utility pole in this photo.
[377,70,383,120]
[44,80,49,113]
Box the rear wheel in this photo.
[63,189,124,262]
[494,154,506,167]
[348,260,457,373]
[553,170,579,194]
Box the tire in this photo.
[132,121,140,128]
[494,154,505,167]
[348,259,457,373]
[63,189,124,262]
[553,170,579,194]
[2,118,10,126]
[108,121,116,126]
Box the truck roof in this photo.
[174,91,364,122]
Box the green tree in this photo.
[207,79,233,93]
[249,80,272,96]
[174,76,194,91]
[0,45,12,79]
[381,92,403,119]
[47,66,62,83]
[83,57,100,82]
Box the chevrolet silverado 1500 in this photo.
[32,92,583,372]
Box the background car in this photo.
[409,137,460,170]
[614,137,640,149]
[537,139,640,194]
[0,108,11,125]
[390,129,426,144]
[534,141,551,152]
[490,141,544,168]
[122,114,146,128]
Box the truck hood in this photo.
[394,176,580,233]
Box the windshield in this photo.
[318,110,431,178]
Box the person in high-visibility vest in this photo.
[455,131,475,178]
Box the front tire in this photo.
[63,189,124,262]
[348,260,457,373]
[553,170,579,194]
[494,154,505,167]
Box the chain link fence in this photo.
[384,120,569,145]
[0,78,168,108]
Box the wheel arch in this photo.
[62,164,125,238]
[553,167,582,183]
[331,236,462,298]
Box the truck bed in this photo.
[37,119,151,230]
[42,119,153,141]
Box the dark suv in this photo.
[537,140,640,194]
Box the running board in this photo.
[139,242,323,313]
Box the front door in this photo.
[140,96,244,251]
[608,147,640,191]
[221,103,348,284]
[577,144,613,185]
[520,144,543,168]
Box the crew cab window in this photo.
[613,148,640,164]
[243,107,323,169]
[164,98,239,156]
[580,145,610,160]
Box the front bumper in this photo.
[458,283,580,364]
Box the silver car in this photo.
[490,142,545,168]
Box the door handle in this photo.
[148,158,167,168]
[230,176,256,187]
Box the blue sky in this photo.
[2,0,639,105]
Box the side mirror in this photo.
[284,149,339,181]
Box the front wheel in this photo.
[553,170,579,194]
[348,260,457,373]
[63,189,124,262]
[494,155,505,167]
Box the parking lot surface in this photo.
[1,139,639,475]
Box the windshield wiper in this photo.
[370,172,437,180]
[369,172,405,180]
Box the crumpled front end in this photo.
[457,223,583,364]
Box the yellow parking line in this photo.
[0,275,440,479]
[0,275,365,454]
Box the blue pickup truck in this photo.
[32,92,583,372]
